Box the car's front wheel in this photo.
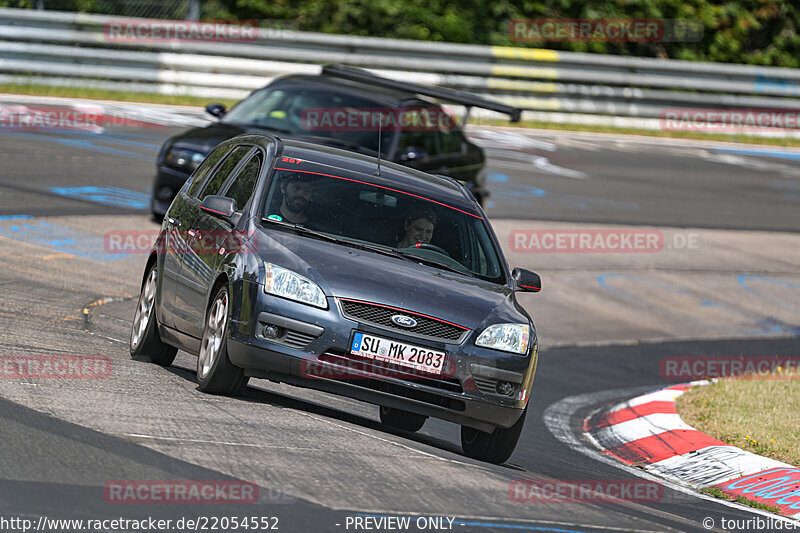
[196,286,248,395]
[130,265,177,366]
[461,407,527,464]
[379,406,427,432]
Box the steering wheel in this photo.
[411,243,450,257]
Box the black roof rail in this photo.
[322,64,522,123]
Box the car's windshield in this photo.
[260,167,504,283]
[221,87,395,156]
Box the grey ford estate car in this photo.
[131,133,541,463]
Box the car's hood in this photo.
[167,122,252,155]
[253,227,528,330]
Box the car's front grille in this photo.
[338,298,469,343]
[318,351,463,393]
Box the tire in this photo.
[461,407,527,464]
[379,406,427,432]
[130,265,177,366]
[196,285,247,395]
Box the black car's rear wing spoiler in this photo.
[322,64,522,123]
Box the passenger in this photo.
[397,209,437,248]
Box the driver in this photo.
[397,209,437,248]
[276,173,314,224]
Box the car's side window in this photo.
[438,126,464,155]
[397,127,438,158]
[221,151,262,210]
[186,144,231,197]
[197,146,251,200]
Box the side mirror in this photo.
[205,103,227,118]
[399,146,427,161]
[512,268,541,293]
[200,195,237,220]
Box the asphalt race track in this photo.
[1,96,799,532]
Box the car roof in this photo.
[222,134,480,216]
[267,74,431,107]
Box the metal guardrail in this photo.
[2,7,800,130]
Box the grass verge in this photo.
[0,83,238,108]
[676,376,800,466]
[4,83,800,148]
[700,487,783,513]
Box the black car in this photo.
[151,65,521,216]
[132,133,540,463]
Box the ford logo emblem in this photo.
[391,314,417,328]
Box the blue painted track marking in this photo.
[713,147,800,162]
[50,186,149,210]
[0,220,127,262]
[739,275,800,313]
[0,130,153,160]
[50,130,163,150]
[0,215,33,220]
[598,274,799,336]
[486,176,638,212]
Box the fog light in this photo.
[263,325,280,339]
[496,381,514,396]
[157,186,173,200]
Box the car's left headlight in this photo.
[263,263,327,309]
[475,323,531,354]
[164,146,206,172]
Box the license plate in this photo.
[350,332,446,375]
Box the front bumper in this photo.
[226,288,536,432]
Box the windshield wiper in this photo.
[236,122,294,135]
[261,218,474,276]
[392,249,473,277]
[261,219,411,259]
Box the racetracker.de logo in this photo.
[510,229,664,253]
[510,19,664,42]
[0,105,164,132]
[104,481,258,504]
[660,356,800,380]
[509,479,664,503]
[1,355,111,379]
[299,107,456,132]
[104,20,259,43]
[660,108,800,132]
[104,229,255,255]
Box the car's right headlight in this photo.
[263,263,327,309]
[475,323,531,354]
